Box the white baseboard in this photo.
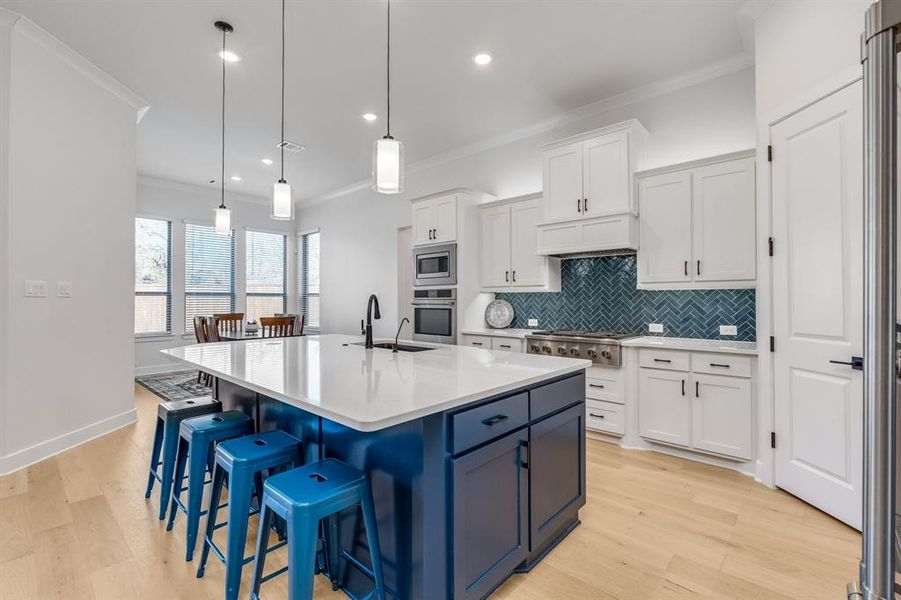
[135,363,193,376]
[0,408,137,476]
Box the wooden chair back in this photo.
[192,316,207,343]
[260,316,295,338]
[213,312,244,332]
[276,313,305,336]
[205,317,221,342]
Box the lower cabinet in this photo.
[692,373,752,460]
[452,429,529,600]
[638,368,691,447]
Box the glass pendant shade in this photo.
[271,180,294,220]
[372,136,404,194]
[214,206,231,235]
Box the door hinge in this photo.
[769,336,775,352]
[770,432,776,449]
[768,237,774,257]
[767,145,773,162]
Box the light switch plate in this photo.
[648,323,664,333]
[719,325,738,336]
[57,282,73,298]
[25,280,47,298]
[527,318,538,327]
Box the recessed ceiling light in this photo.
[472,52,492,66]
[230,175,242,181]
[362,113,378,122]
[261,158,274,165]
[219,50,241,63]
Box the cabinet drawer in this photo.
[450,392,529,454]
[585,368,624,404]
[530,373,585,421]
[638,349,690,371]
[461,335,492,349]
[491,337,523,353]
[586,400,624,436]
[691,352,752,378]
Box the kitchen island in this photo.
[162,334,590,600]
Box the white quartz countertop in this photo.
[621,336,758,355]
[161,334,590,432]
[459,328,536,339]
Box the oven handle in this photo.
[411,301,456,306]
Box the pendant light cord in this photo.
[386,0,391,137]
[280,0,286,181]
[220,27,227,209]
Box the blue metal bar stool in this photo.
[196,430,303,600]
[166,410,254,560]
[144,396,220,521]
[249,458,386,600]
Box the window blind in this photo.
[299,231,320,330]
[185,223,235,332]
[135,217,172,335]
[245,230,287,323]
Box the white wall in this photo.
[0,11,147,474]
[297,67,756,338]
[134,176,297,375]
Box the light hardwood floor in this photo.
[0,385,860,599]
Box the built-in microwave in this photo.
[411,288,456,344]
[413,243,456,287]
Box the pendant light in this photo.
[214,21,233,235]
[271,0,294,220]
[371,0,403,194]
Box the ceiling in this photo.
[1,0,752,204]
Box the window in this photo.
[185,223,235,331]
[299,230,320,331]
[245,230,287,323]
[135,217,172,335]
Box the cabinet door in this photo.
[637,171,692,283]
[583,131,631,216]
[638,368,690,447]
[452,429,529,600]
[692,373,752,460]
[510,199,546,286]
[480,205,511,287]
[529,404,586,553]
[433,195,457,243]
[412,200,435,246]
[692,158,756,281]
[543,142,583,221]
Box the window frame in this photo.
[245,228,288,321]
[299,228,321,333]
[134,216,173,338]
[184,221,236,334]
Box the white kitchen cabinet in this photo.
[636,151,756,289]
[691,373,752,460]
[586,399,625,436]
[541,120,646,224]
[460,334,492,349]
[412,193,457,246]
[490,337,523,353]
[460,332,525,353]
[638,368,691,447]
[479,195,560,291]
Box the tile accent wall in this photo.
[495,255,756,341]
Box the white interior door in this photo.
[771,81,863,530]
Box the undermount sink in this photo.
[349,341,434,352]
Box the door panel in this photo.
[480,206,511,288]
[510,199,546,286]
[692,373,752,460]
[433,195,457,243]
[543,143,583,221]
[583,131,631,216]
[692,158,757,281]
[638,368,690,447]
[771,81,863,529]
[412,201,434,246]
[637,171,692,283]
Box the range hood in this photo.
[536,213,638,257]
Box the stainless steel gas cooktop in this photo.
[525,329,640,367]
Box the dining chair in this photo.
[260,316,295,338]
[192,317,208,384]
[205,317,222,343]
[213,313,244,334]
[276,313,305,336]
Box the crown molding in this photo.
[138,174,272,207]
[305,52,754,207]
[4,9,150,124]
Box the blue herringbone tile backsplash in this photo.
[495,255,756,341]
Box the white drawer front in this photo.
[586,399,625,436]
[690,352,752,378]
[585,369,624,404]
[461,335,492,349]
[638,349,690,371]
[491,337,523,353]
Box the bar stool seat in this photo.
[250,458,386,600]
[196,430,303,600]
[144,396,220,521]
[166,410,254,561]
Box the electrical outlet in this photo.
[25,280,47,298]
[57,282,73,298]
[720,325,738,336]
[648,323,664,333]
[527,318,538,327]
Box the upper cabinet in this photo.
[413,193,458,246]
[637,151,756,289]
[479,195,561,292]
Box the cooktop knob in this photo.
[570,347,581,356]
[541,345,551,353]
[586,349,597,358]
[601,349,612,359]
[530,344,540,352]
[557,347,567,355]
